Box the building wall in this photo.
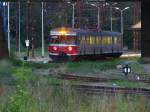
[141,1,150,57]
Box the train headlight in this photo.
[53,46,58,51]
[68,46,73,51]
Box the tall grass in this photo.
[1,85,150,112]
[0,62,150,112]
[0,58,150,112]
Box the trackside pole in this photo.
[42,2,44,57]
[7,2,10,57]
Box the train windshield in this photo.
[50,36,76,44]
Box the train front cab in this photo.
[48,29,79,61]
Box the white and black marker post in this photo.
[25,39,29,58]
[123,64,131,76]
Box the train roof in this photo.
[50,27,122,37]
[100,31,122,36]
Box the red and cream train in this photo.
[48,27,123,61]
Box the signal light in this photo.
[68,46,73,51]
[60,30,67,35]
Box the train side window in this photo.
[92,36,94,45]
[81,36,85,44]
[107,38,109,44]
[86,36,90,45]
[104,37,107,45]
[107,36,112,45]
[96,36,99,44]
[99,36,102,44]
[102,37,107,45]
[111,37,113,44]
[84,36,86,44]
[114,37,118,44]
[90,36,92,45]
[106,37,109,45]
[90,36,95,45]
[94,36,96,45]
[83,36,86,44]
[96,36,101,45]
[88,36,91,45]
[102,37,104,45]
[83,36,85,44]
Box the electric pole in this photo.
[42,2,44,57]
[7,2,10,57]
[26,0,30,57]
[16,2,19,52]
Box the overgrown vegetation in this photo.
[0,58,150,112]
[66,59,120,73]
[109,79,141,88]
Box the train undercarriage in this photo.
[49,52,122,62]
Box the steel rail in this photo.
[72,84,150,96]
[59,73,150,83]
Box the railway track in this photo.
[3,74,150,97]
[59,73,150,83]
[73,84,150,96]
[57,74,150,96]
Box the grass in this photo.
[109,79,141,88]
[65,58,147,75]
[129,61,146,75]
[9,54,146,75]
[0,58,150,112]
[47,77,63,85]
[3,41,149,111]
[65,59,121,73]
[0,84,150,112]
[0,60,14,80]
